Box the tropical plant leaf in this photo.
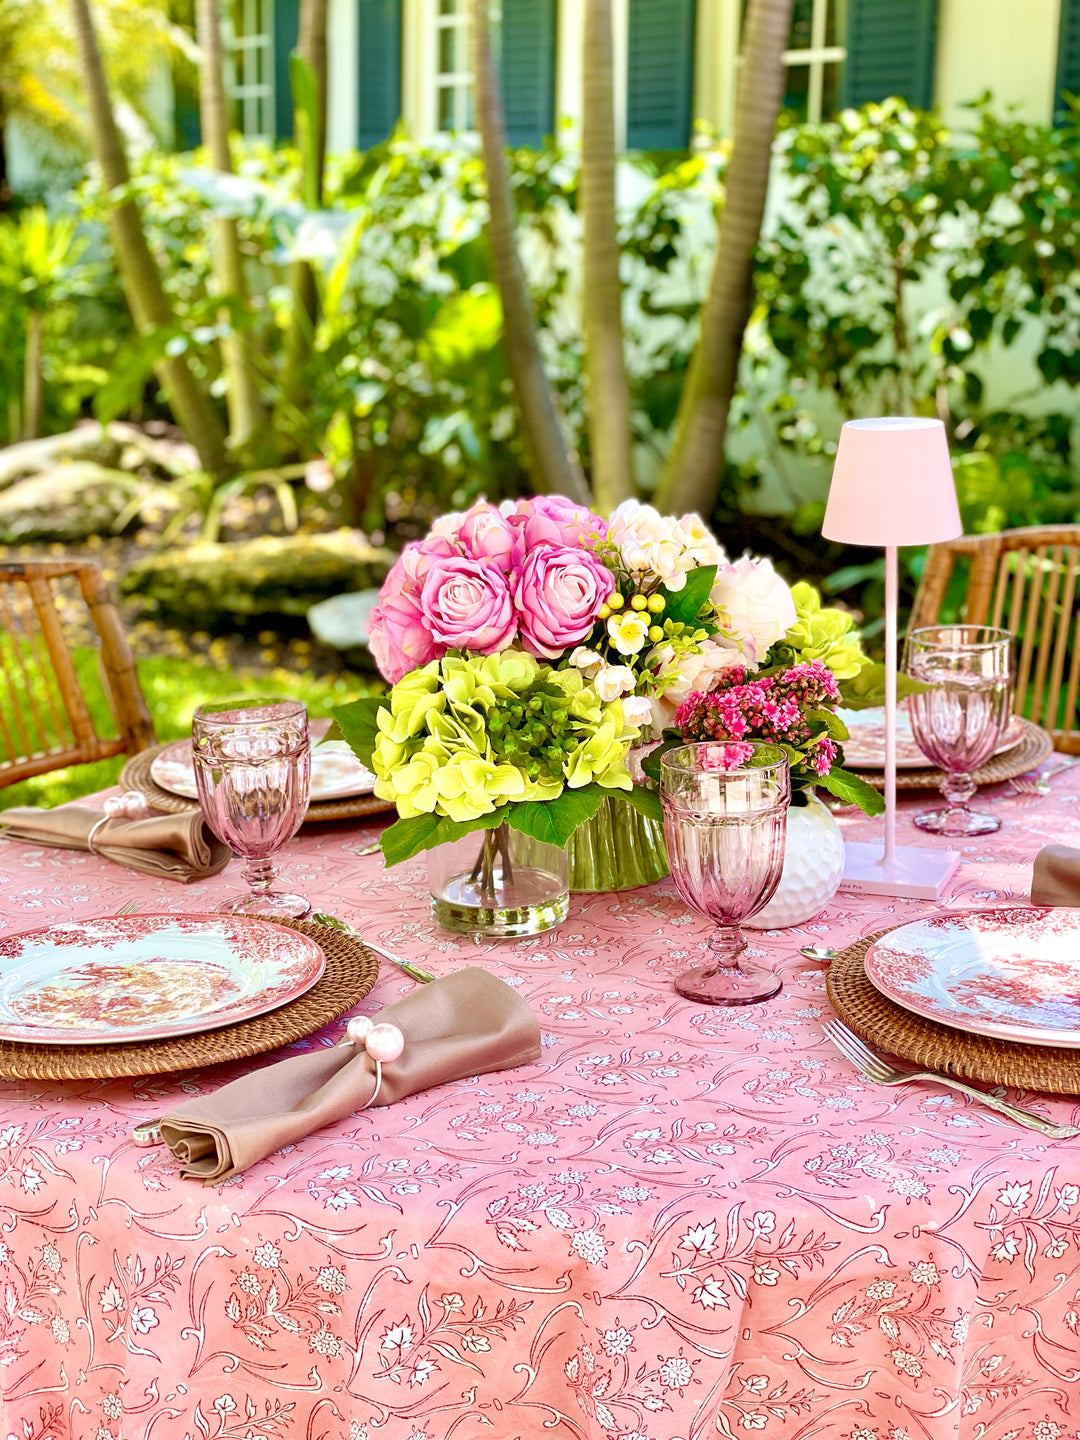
[814,766,886,816]
[839,663,932,709]
[506,785,608,848]
[332,696,387,769]
[615,785,664,823]
[660,565,716,626]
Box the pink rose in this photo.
[514,544,614,659]
[368,538,459,682]
[506,496,607,563]
[458,502,516,572]
[421,555,517,653]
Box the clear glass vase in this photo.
[427,823,569,940]
[566,796,670,892]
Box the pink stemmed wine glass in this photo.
[192,698,311,918]
[906,625,1015,837]
[660,742,789,1006]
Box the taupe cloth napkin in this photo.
[1031,844,1080,906]
[160,966,541,1182]
[0,805,230,883]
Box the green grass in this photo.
[0,652,382,810]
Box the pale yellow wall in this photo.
[935,0,1061,126]
[694,0,740,136]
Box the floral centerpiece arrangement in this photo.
[335,496,885,912]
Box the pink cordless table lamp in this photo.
[823,417,964,898]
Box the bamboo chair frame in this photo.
[0,560,156,787]
[910,525,1080,754]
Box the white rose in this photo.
[649,639,744,730]
[710,556,796,663]
[570,647,604,678]
[595,664,636,701]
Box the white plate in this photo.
[152,737,376,803]
[864,906,1080,1047]
[838,706,1026,770]
[0,914,325,1045]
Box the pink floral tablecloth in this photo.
[1,779,1080,1440]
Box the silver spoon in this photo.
[799,945,838,962]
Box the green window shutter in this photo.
[626,0,696,151]
[842,0,938,110]
[1055,0,1080,125]
[357,0,402,148]
[273,0,300,141]
[501,0,556,147]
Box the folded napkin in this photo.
[0,804,231,883]
[159,966,541,1182]
[1031,844,1080,906]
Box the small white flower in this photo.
[237,1270,261,1296]
[316,1266,347,1295]
[658,1354,694,1389]
[570,647,604,678]
[602,1326,633,1356]
[51,1316,70,1343]
[595,664,637,701]
[571,1229,608,1265]
[253,1242,281,1269]
[621,694,653,727]
[606,613,651,657]
[910,1261,940,1286]
[309,1328,342,1357]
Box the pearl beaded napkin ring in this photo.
[87,791,151,855]
[341,1014,405,1108]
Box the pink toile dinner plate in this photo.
[863,906,1080,1047]
[0,914,325,1045]
[838,705,1026,770]
[152,735,377,803]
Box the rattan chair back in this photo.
[0,560,155,787]
[910,525,1080,753]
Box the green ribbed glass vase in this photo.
[566,796,669,893]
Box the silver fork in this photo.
[824,1018,1080,1139]
[1008,757,1080,797]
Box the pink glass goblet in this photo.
[906,625,1015,837]
[660,742,789,1006]
[192,698,311,918]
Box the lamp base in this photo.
[836,841,962,901]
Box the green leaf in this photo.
[332,696,387,769]
[838,664,932,710]
[506,785,608,848]
[289,51,321,209]
[641,730,683,784]
[615,785,664,823]
[661,565,716,626]
[380,809,506,867]
[807,707,849,740]
[815,766,886,816]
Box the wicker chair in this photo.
[0,559,155,788]
[909,525,1080,753]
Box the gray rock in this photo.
[0,462,148,544]
[121,531,394,623]
[307,589,381,650]
[0,425,119,490]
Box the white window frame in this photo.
[782,0,846,123]
[223,0,275,141]
[435,0,473,134]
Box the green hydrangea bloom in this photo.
[783,582,868,680]
[370,649,639,823]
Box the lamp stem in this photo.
[883,543,898,868]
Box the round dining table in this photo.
[1,776,1079,1440]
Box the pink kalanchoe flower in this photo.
[698,741,757,772]
[421,555,517,653]
[514,543,614,659]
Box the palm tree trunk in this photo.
[22,309,43,440]
[581,0,632,513]
[196,0,266,447]
[655,0,794,515]
[68,0,228,476]
[283,0,328,418]
[468,0,590,505]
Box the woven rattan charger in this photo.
[120,743,396,823]
[827,927,1080,1096]
[0,916,379,1082]
[855,718,1053,791]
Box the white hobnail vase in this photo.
[745,789,844,929]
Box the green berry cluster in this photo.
[486,684,579,781]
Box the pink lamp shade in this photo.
[822,417,962,548]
